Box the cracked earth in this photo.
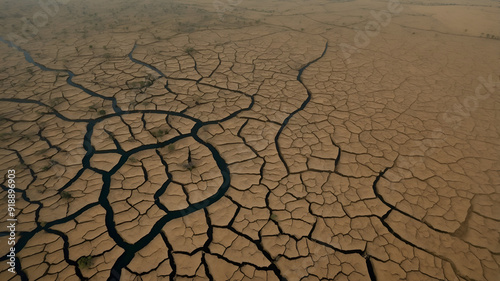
[0,0,499,280]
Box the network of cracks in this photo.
[0,31,498,281]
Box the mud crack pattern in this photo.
[1,0,499,280]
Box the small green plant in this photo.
[194,96,202,105]
[98,109,106,116]
[50,97,65,106]
[60,191,72,199]
[40,221,47,227]
[270,214,278,221]
[129,157,138,163]
[77,256,92,269]
[184,161,196,171]
[88,105,98,111]
[184,47,195,55]
[41,165,51,172]
[103,53,111,59]
[152,129,168,138]
[27,68,34,75]
[89,45,93,49]
[167,144,175,152]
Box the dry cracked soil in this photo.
[0,0,499,280]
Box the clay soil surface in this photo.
[0,0,499,280]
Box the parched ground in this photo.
[0,0,499,280]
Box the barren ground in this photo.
[0,0,499,280]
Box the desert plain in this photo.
[0,0,499,280]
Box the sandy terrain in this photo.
[0,0,499,280]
